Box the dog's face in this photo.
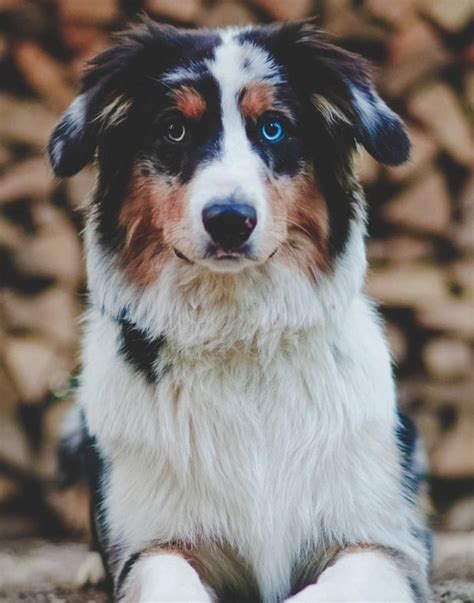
[49,20,409,286]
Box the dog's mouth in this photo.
[173,248,193,263]
[173,246,279,266]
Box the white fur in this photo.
[81,226,427,602]
[76,551,106,587]
[285,550,414,602]
[122,554,214,603]
[351,88,397,137]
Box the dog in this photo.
[49,18,431,602]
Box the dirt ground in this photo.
[0,532,472,602]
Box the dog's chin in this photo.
[173,246,279,274]
[201,255,256,274]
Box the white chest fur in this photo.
[80,290,416,602]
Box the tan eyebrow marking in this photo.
[172,86,206,120]
[240,81,276,120]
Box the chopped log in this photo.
[408,83,474,168]
[358,150,380,185]
[3,337,69,403]
[46,486,91,535]
[466,70,474,108]
[67,167,97,210]
[0,475,19,504]
[200,1,256,27]
[145,0,202,23]
[450,259,474,298]
[366,264,448,308]
[0,417,31,472]
[420,0,474,33]
[386,125,438,182]
[451,176,474,253]
[0,95,57,149]
[325,0,380,38]
[418,301,474,339]
[385,322,407,364]
[13,41,75,112]
[0,218,25,251]
[380,20,449,95]
[367,236,433,263]
[365,0,417,27]
[383,170,451,234]
[58,0,119,25]
[60,24,108,53]
[0,288,79,349]
[431,417,474,478]
[0,158,54,205]
[444,497,474,532]
[0,145,11,170]
[0,366,19,418]
[249,0,313,20]
[13,204,83,287]
[423,338,472,380]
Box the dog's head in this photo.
[49,19,409,287]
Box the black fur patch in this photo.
[116,552,143,596]
[118,315,166,383]
[396,410,425,498]
[85,430,112,587]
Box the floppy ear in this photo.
[48,91,99,177]
[279,21,410,166]
[48,35,145,177]
[48,21,178,177]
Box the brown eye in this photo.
[166,119,186,143]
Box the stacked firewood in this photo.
[0,0,472,538]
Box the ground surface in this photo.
[0,533,473,602]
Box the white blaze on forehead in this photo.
[187,32,281,236]
[209,30,281,123]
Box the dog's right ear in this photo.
[48,91,98,178]
[48,21,178,177]
[48,34,148,178]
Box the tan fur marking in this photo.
[96,94,132,128]
[268,173,330,279]
[240,81,276,120]
[311,94,351,126]
[119,166,186,288]
[173,86,206,120]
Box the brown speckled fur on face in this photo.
[118,166,189,287]
[171,86,206,120]
[267,171,330,279]
[240,81,275,120]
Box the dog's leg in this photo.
[120,553,215,603]
[286,549,414,602]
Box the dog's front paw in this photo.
[75,550,106,587]
[121,553,215,603]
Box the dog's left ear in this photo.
[277,20,410,166]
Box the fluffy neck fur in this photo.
[85,212,368,351]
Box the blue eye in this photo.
[261,118,285,143]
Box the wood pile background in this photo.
[0,0,472,541]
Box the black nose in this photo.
[202,202,257,250]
